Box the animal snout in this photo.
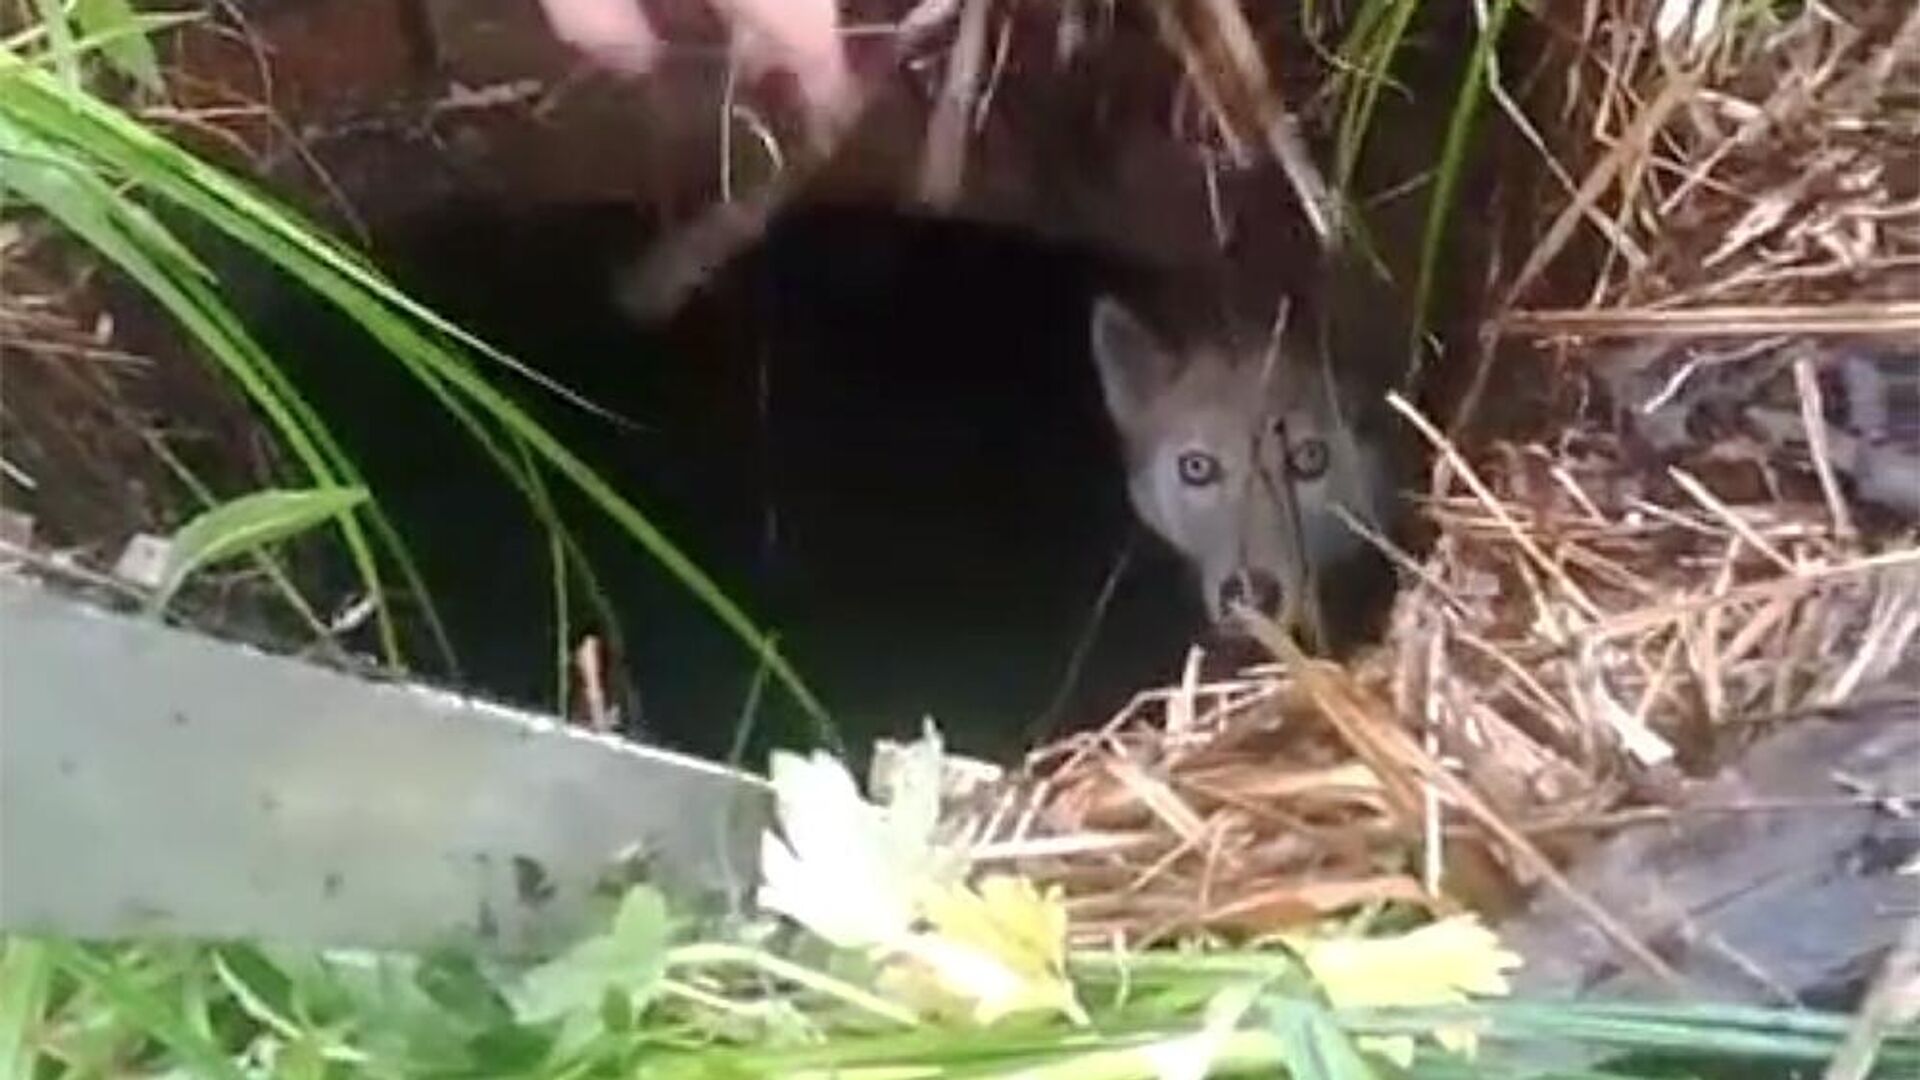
[1217,569,1283,621]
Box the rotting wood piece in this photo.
[1496,677,1920,1012]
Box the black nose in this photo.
[1218,569,1283,618]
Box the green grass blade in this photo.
[0,115,413,664]
[403,348,832,738]
[1407,0,1516,376]
[2,55,830,738]
[0,939,55,1076]
[47,943,247,1080]
[324,335,627,720]
[1347,996,1919,1067]
[2,54,625,428]
[148,485,369,615]
[7,9,199,80]
[520,438,576,715]
[70,0,165,92]
[1333,0,1419,192]
[26,0,80,87]
[142,431,338,642]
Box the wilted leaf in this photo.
[755,733,1081,1027]
[757,730,965,952]
[879,719,948,872]
[758,749,919,950]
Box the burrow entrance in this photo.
[211,200,1296,762]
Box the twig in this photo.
[1667,466,1794,574]
[1500,70,1697,310]
[1501,301,1920,339]
[1792,349,1858,543]
[1389,392,1604,622]
[1589,548,1920,642]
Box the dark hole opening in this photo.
[218,200,1214,764]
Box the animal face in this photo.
[1088,296,1399,643]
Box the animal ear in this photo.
[1090,297,1177,430]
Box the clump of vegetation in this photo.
[6,727,1908,1077]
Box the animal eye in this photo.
[1176,450,1222,487]
[1288,438,1329,479]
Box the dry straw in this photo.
[952,0,1920,990]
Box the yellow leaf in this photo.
[889,874,1086,1025]
[1288,915,1522,1060]
[923,876,1068,978]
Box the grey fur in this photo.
[1089,296,1402,643]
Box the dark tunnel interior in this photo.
[212,200,1219,764]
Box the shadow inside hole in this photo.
[213,200,1212,766]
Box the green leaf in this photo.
[513,886,671,1027]
[0,939,54,1077]
[208,944,301,1039]
[147,485,370,615]
[413,948,516,1031]
[1269,997,1382,1080]
[71,0,165,92]
[28,0,82,87]
[48,942,248,1080]
[277,946,526,1074]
